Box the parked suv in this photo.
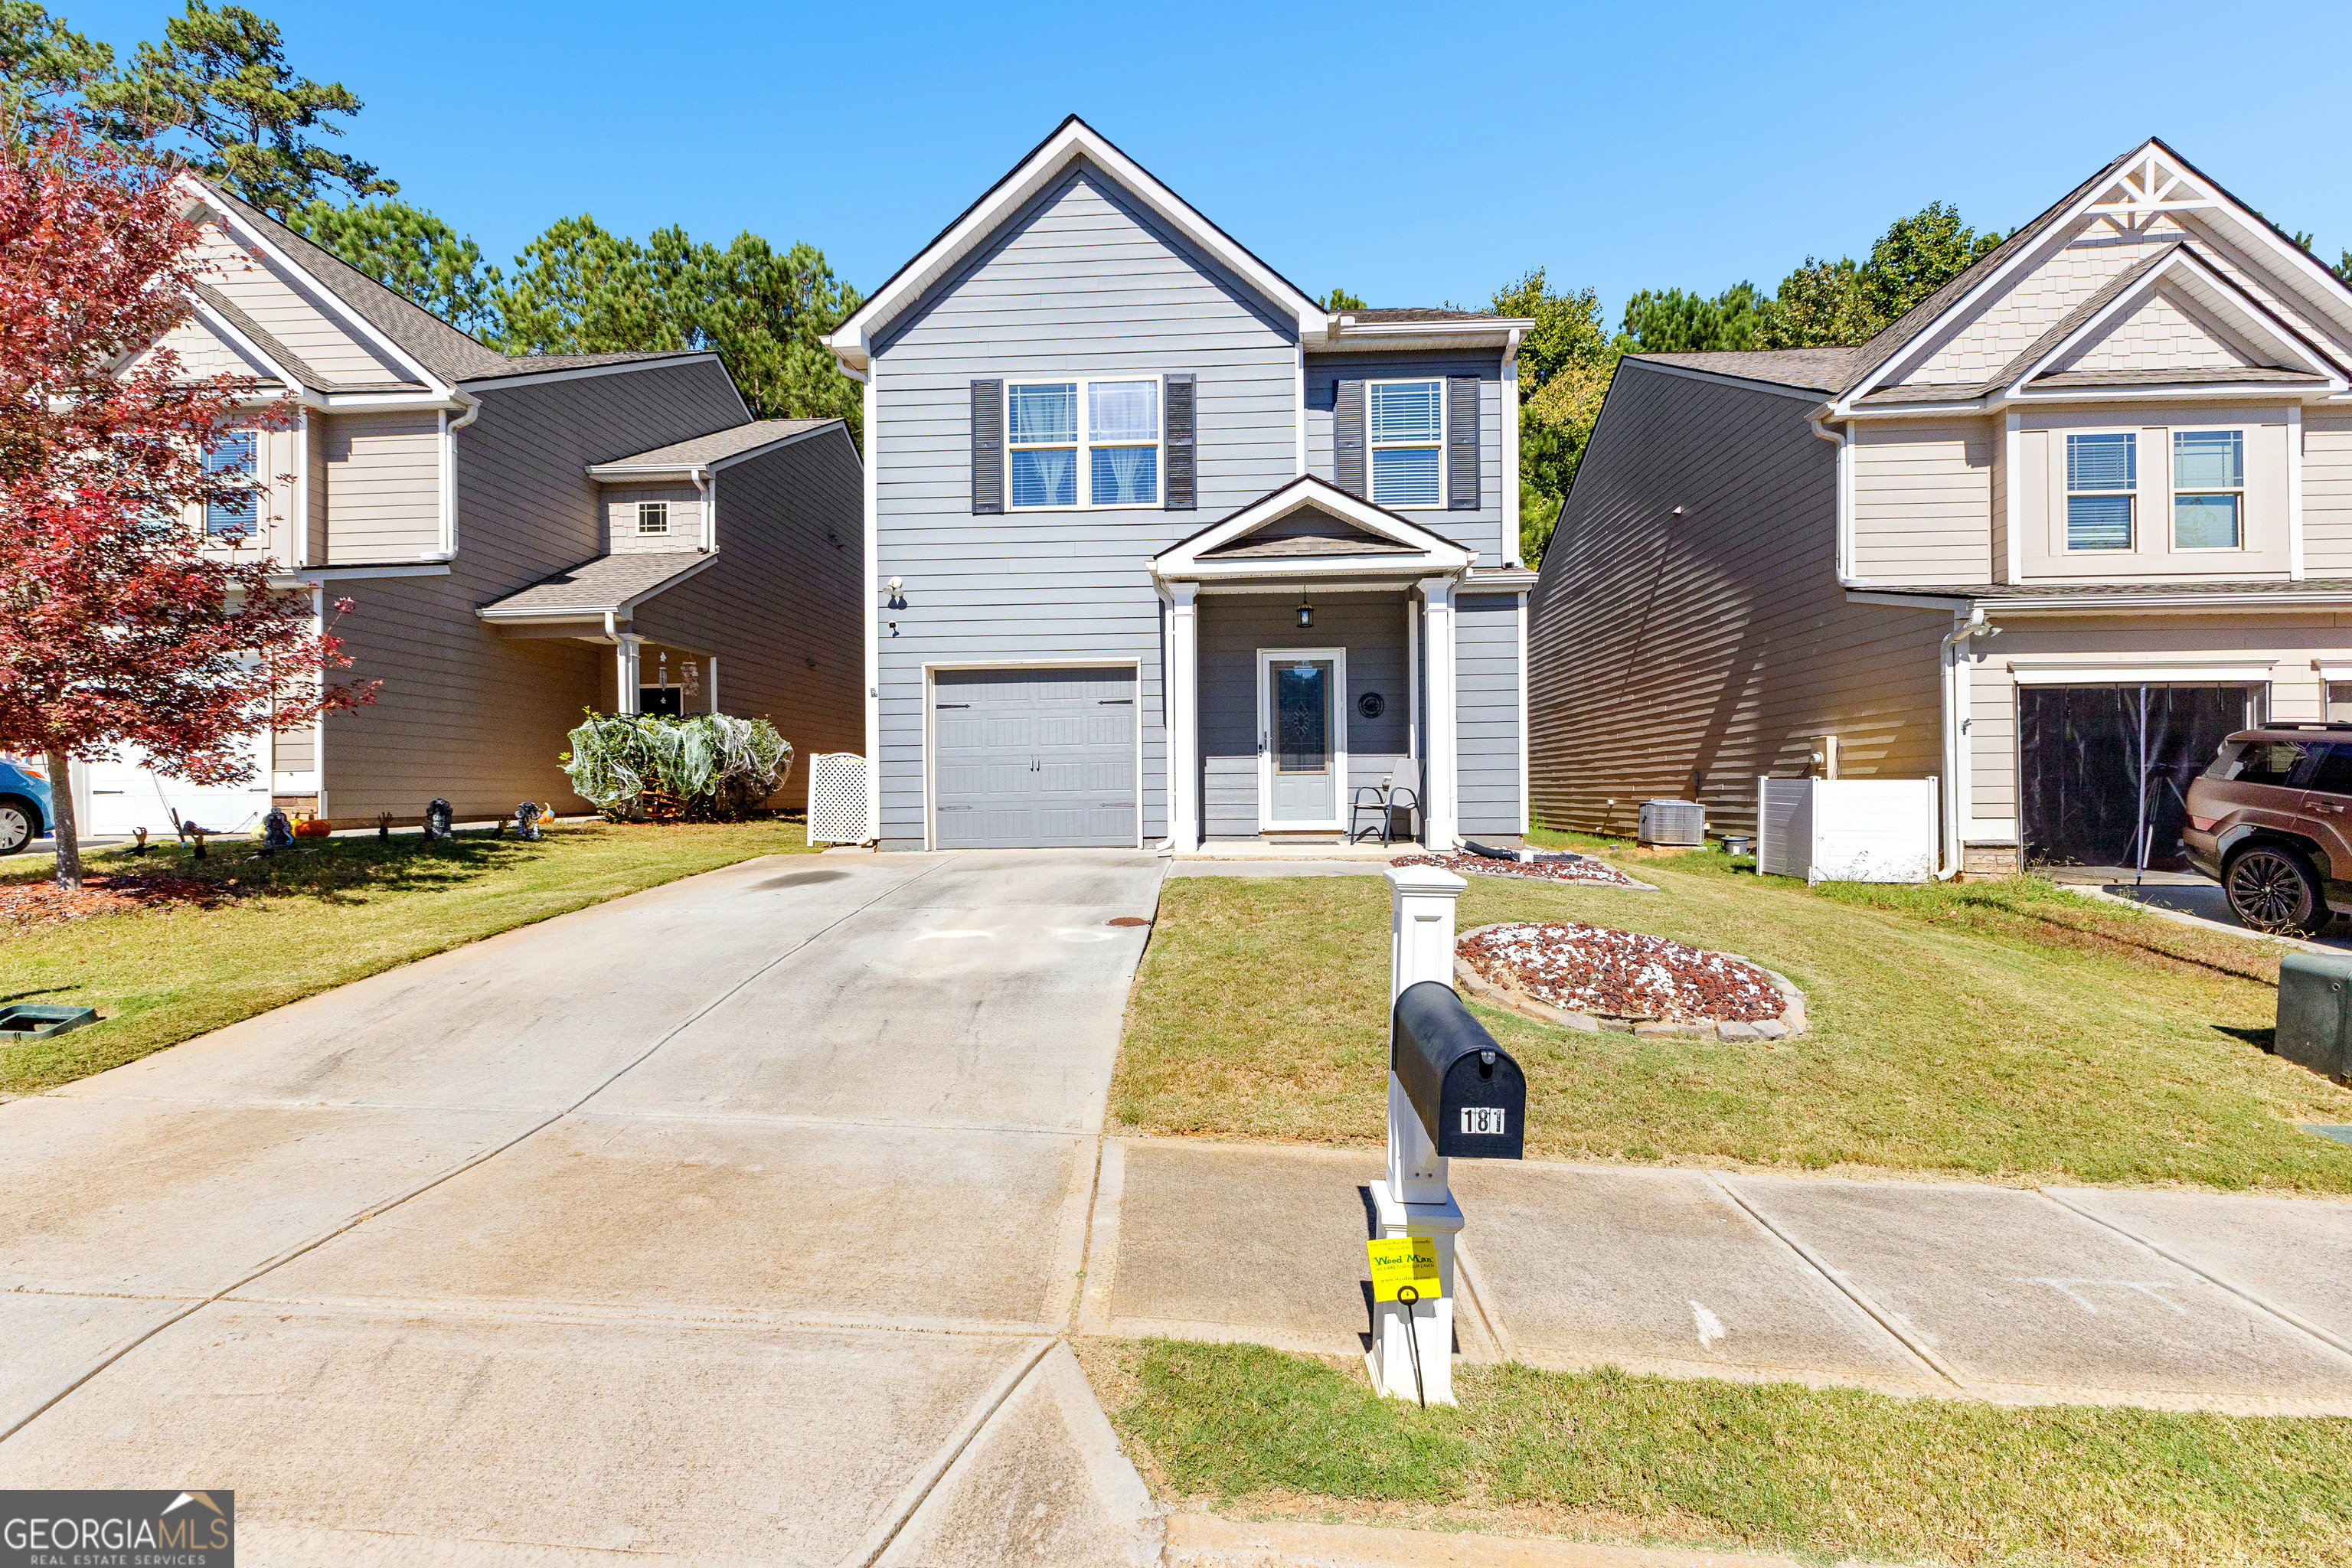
[0,757,52,855]
[2183,723,2352,933]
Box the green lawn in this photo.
[0,820,814,1093]
[1115,843,2352,1190]
[1083,1338,2352,1568]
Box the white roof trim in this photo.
[827,117,1327,370]
[184,296,302,390]
[1151,475,1474,580]
[178,174,456,399]
[586,420,848,479]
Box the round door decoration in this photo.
[1358,692,1386,719]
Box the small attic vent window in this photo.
[637,501,670,536]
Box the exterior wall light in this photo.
[1296,597,1314,629]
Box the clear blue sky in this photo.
[60,0,2352,325]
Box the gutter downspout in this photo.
[690,466,714,553]
[1807,411,1863,586]
[840,358,882,847]
[443,389,482,560]
[1937,606,1988,879]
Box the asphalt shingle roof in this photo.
[482,552,711,615]
[599,419,836,469]
[1631,347,1871,394]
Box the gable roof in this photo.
[827,116,1328,371]
[1153,475,1475,581]
[478,550,717,619]
[588,418,842,475]
[1628,347,1870,395]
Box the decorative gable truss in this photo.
[1837,139,2352,416]
[1152,475,1473,584]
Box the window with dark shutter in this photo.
[1448,375,1479,510]
[970,378,1004,515]
[1334,380,1366,498]
[1164,374,1196,509]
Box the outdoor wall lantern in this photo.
[1296,596,1314,629]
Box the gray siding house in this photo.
[80,178,864,835]
[825,117,1534,851]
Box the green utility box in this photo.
[2275,951,2352,1083]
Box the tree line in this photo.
[0,0,864,430]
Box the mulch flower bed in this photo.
[1458,920,1785,1024]
[0,872,234,932]
[1391,851,1645,888]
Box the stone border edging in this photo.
[1454,922,1808,1041]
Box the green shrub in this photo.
[560,711,792,822]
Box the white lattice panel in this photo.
[806,753,870,846]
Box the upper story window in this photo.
[638,500,671,536]
[1368,380,1445,508]
[2173,430,2243,550]
[204,430,257,539]
[1007,376,1161,509]
[2064,431,2135,551]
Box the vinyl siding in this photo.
[1896,228,2184,387]
[629,428,867,808]
[195,226,416,386]
[2047,286,2258,374]
[2013,404,2292,580]
[602,484,704,554]
[323,411,441,564]
[1851,420,1994,585]
[1528,362,1947,839]
[1195,594,1410,838]
[867,159,1299,848]
[1455,592,1524,835]
[322,361,747,821]
[1303,353,1508,564]
[2302,410,2352,575]
[304,412,328,566]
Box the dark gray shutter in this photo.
[1334,380,1367,498]
[1164,374,1196,509]
[1448,375,1480,510]
[970,378,1003,515]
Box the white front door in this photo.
[1256,647,1348,831]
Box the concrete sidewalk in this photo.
[1083,1138,2352,1415]
[0,849,1170,1566]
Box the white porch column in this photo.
[1166,582,1201,851]
[615,634,642,715]
[1419,576,1459,848]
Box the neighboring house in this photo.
[1529,139,2352,876]
[80,177,863,836]
[824,116,1534,851]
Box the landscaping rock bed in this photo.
[1455,920,1806,1040]
[1391,851,1654,890]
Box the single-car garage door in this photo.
[933,666,1137,848]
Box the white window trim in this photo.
[2169,428,2246,553]
[204,429,262,539]
[2062,428,2136,554]
[637,499,671,536]
[1004,373,1166,512]
[1367,377,1448,511]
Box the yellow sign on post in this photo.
[1366,1236,1441,1304]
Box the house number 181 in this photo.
[1459,1107,1508,1136]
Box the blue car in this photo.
[0,758,53,854]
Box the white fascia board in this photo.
[827,119,1327,369]
[1844,589,1981,612]
[181,175,454,398]
[585,420,847,481]
[1152,477,1475,574]
[1322,316,1537,351]
[1181,557,1450,585]
[1980,590,2352,612]
[1629,358,1834,403]
[316,390,471,411]
[459,352,725,395]
[283,562,452,584]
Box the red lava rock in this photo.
[1459,920,1784,1024]
[1391,851,1641,888]
[0,873,233,932]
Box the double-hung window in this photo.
[2172,430,2243,549]
[1007,377,1161,509]
[1368,379,1444,508]
[2064,431,2135,551]
[638,500,671,536]
[204,430,257,539]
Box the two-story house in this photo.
[1528,139,2352,877]
[824,117,1534,852]
[74,176,863,838]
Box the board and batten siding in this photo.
[1528,361,1948,839]
[323,360,746,822]
[1303,353,1510,565]
[322,411,442,564]
[1850,420,1994,585]
[867,159,1301,849]
[1455,593,1524,835]
[1194,593,1410,839]
[629,428,866,808]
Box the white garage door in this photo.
[933,667,1136,848]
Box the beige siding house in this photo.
[1531,139,2352,876]
[78,178,863,835]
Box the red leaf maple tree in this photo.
[0,121,374,889]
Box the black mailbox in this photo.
[1393,980,1525,1158]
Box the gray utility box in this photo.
[2276,950,2352,1082]
[1638,799,1706,847]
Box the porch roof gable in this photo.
[1152,475,1474,582]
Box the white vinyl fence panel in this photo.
[1756,777,1939,883]
[806,753,871,847]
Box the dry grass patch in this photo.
[1116,848,2352,1189]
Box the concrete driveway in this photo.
[0,850,1168,1566]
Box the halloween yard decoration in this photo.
[423,799,453,840]
[260,808,293,853]
[131,828,149,857]
[514,802,545,841]
[561,713,792,822]
[377,812,393,839]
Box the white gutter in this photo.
[691,466,714,553]
[1808,412,1862,586]
[1936,606,1998,879]
[441,390,481,559]
[1503,328,1523,566]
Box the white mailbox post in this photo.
[1370,862,1468,1404]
